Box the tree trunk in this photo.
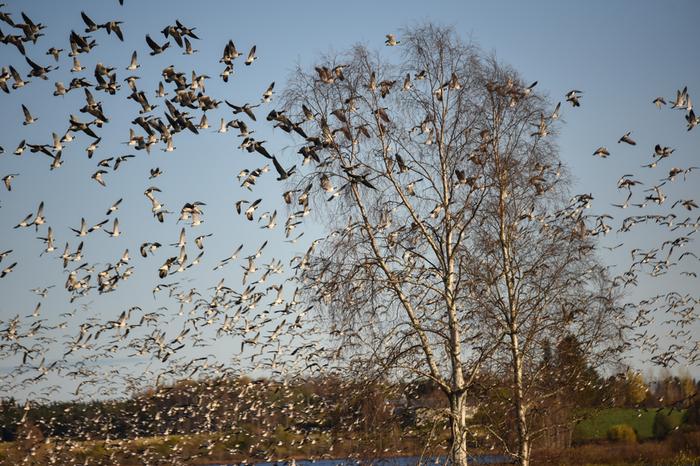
[510,332,530,466]
[448,391,469,466]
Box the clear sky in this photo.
[0,0,698,400]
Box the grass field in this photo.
[574,408,686,441]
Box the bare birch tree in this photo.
[458,73,628,464]
[276,24,623,465]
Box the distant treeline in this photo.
[2,364,698,450]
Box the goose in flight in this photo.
[0,250,12,264]
[139,242,162,257]
[9,66,28,89]
[25,56,55,80]
[33,202,46,231]
[71,218,108,237]
[37,227,55,255]
[92,169,108,186]
[0,262,16,278]
[2,174,18,191]
[238,199,262,221]
[261,82,274,103]
[14,213,33,229]
[245,45,257,65]
[46,47,63,61]
[183,37,197,55]
[145,34,170,55]
[80,11,100,32]
[272,156,296,181]
[225,101,259,121]
[593,147,610,158]
[104,20,124,41]
[105,218,120,237]
[565,89,582,107]
[220,40,242,65]
[385,34,400,46]
[654,144,674,159]
[106,198,122,215]
[14,140,26,156]
[126,51,139,70]
[618,132,636,146]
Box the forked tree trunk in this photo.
[448,391,469,466]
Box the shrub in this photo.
[670,429,700,455]
[607,423,637,443]
[684,398,700,426]
[653,411,674,440]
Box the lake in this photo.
[207,455,513,466]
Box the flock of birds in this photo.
[0,1,331,409]
[582,85,698,367]
[0,1,697,463]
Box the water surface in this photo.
[208,454,513,466]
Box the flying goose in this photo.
[2,173,18,191]
[25,56,55,80]
[385,34,399,46]
[245,45,257,65]
[104,218,120,237]
[618,132,636,145]
[145,34,169,55]
[565,89,582,107]
[46,47,63,61]
[272,156,296,180]
[593,147,610,158]
[0,262,16,278]
[21,105,37,125]
[261,82,274,103]
[92,169,108,186]
[126,51,139,70]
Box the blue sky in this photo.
[0,0,698,400]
